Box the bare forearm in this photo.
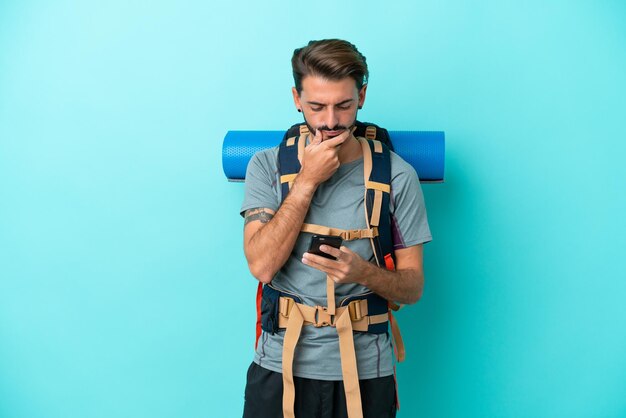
[245,130,349,283]
[245,178,316,282]
[359,263,424,305]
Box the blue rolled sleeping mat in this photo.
[222,129,445,183]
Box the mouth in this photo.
[322,129,345,138]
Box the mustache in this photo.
[317,125,349,132]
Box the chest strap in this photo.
[300,223,378,241]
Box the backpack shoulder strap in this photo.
[278,128,309,203]
[358,137,396,270]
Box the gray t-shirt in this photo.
[241,142,432,380]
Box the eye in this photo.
[337,105,351,110]
[311,107,323,112]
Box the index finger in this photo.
[310,128,323,145]
[323,130,350,147]
[319,244,343,259]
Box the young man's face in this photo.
[292,75,367,139]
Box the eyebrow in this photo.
[306,99,354,107]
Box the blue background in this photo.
[1,1,625,417]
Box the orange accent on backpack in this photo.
[254,282,263,349]
[384,253,395,271]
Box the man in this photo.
[241,39,431,418]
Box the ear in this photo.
[292,87,302,111]
[358,84,368,108]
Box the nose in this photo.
[323,108,339,130]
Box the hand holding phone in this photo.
[307,235,343,260]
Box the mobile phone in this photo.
[307,235,343,260]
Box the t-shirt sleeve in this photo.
[389,153,432,249]
[240,148,281,217]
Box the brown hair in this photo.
[291,39,369,94]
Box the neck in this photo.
[338,134,363,164]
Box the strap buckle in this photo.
[313,306,335,327]
[348,300,364,322]
[280,297,295,317]
[341,229,360,240]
